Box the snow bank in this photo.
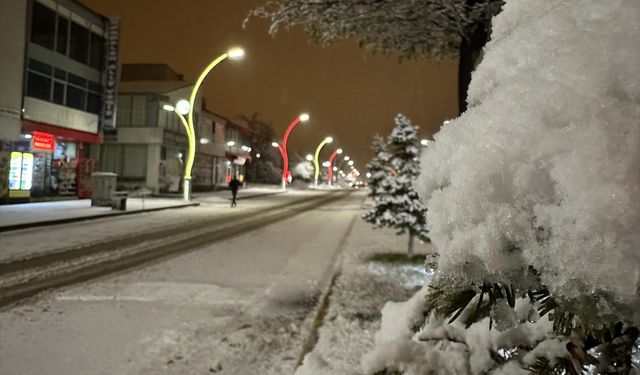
[362,0,639,373]
[418,0,640,315]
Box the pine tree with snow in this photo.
[365,114,429,257]
[363,134,391,200]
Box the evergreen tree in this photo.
[363,134,392,226]
[365,114,429,256]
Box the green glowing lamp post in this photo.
[163,47,245,201]
[313,136,333,187]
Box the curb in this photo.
[0,202,200,233]
[295,213,359,370]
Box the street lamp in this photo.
[327,148,342,186]
[163,47,245,201]
[276,113,310,190]
[313,136,333,186]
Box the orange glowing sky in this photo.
[80,0,458,167]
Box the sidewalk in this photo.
[0,186,284,231]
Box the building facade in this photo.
[100,64,251,194]
[0,0,117,202]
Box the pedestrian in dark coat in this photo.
[229,177,241,207]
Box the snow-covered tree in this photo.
[363,134,391,199]
[364,115,429,257]
[363,0,640,373]
[246,0,503,113]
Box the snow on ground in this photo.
[296,215,433,375]
[0,192,363,375]
[0,189,317,262]
[0,186,283,228]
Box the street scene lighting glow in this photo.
[348,160,354,166]
[227,141,235,146]
[333,167,337,171]
[306,154,313,161]
[322,161,330,167]
[162,104,175,112]
[325,137,333,143]
[366,172,372,178]
[23,134,33,139]
[256,153,261,158]
[299,113,310,122]
[176,99,191,115]
[200,138,210,144]
[336,148,343,154]
[420,139,429,146]
[344,156,350,161]
[272,142,279,148]
[227,47,245,59]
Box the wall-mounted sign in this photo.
[102,17,121,130]
[31,131,55,152]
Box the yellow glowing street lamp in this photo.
[164,47,245,201]
[313,136,333,186]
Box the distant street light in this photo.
[420,139,429,146]
[327,148,342,186]
[163,47,244,201]
[276,114,310,190]
[313,136,333,186]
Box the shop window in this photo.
[69,22,90,64]
[27,72,52,101]
[53,81,65,104]
[31,2,56,50]
[56,16,69,55]
[66,85,86,110]
[89,32,105,70]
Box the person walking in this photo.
[229,176,241,207]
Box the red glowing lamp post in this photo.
[276,113,309,190]
[327,148,343,186]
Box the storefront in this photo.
[1,121,100,202]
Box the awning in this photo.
[22,120,102,144]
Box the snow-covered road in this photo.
[0,191,366,375]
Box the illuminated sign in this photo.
[20,153,33,190]
[31,131,55,152]
[9,152,22,190]
[8,152,33,198]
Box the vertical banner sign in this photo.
[102,17,121,130]
[8,152,22,190]
[20,153,33,190]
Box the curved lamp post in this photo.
[313,136,333,186]
[164,47,245,201]
[326,148,342,186]
[277,113,310,190]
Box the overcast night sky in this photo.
[80,0,459,167]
